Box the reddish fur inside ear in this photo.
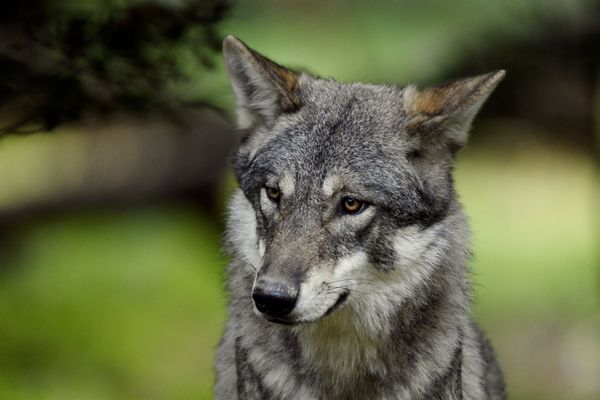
[264,62,300,111]
[411,81,480,116]
[404,84,454,118]
[411,87,448,115]
[404,71,505,147]
[241,42,301,111]
[223,35,303,128]
[407,71,505,118]
[270,61,298,93]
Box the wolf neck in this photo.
[294,265,468,390]
[295,305,390,379]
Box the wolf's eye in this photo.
[340,196,367,215]
[265,186,281,203]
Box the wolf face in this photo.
[223,35,504,329]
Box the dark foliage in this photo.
[0,0,231,134]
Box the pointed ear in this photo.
[405,70,505,147]
[223,35,301,130]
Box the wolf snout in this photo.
[252,279,298,318]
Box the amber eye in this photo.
[265,186,281,202]
[341,196,366,215]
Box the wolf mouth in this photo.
[265,290,350,326]
[266,317,296,325]
[324,289,350,316]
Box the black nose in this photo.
[252,281,298,317]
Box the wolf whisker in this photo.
[239,256,257,273]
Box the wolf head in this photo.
[223,35,503,327]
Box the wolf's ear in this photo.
[405,70,505,147]
[223,35,301,130]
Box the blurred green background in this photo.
[0,0,599,399]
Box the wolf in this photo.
[215,34,506,400]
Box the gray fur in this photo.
[215,35,506,400]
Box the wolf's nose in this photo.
[252,280,298,317]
